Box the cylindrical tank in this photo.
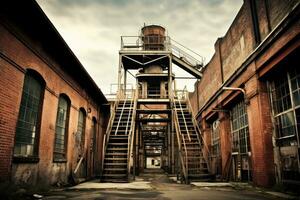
[141,25,166,50]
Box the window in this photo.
[14,71,45,157]
[230,101,250,154]
[53,95,70,161]
[211,120,220,157]
[268,64,300,181]
[77,108,86,149]
[269,67,300,146]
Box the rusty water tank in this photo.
[141,25,166,50]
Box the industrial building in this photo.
[0,0,299,191]
[0,1,109,186]
[189,0,300,187]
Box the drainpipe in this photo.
[222,86,249,104]
[222,87,245,96]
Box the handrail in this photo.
[125,90,134,135]
[177,99,191,142]
[170,38,204,68]
[101,90,121,178]
[114,96,128,135]
[127,89,138,179]
[172,97,188,183]
[185,89,211,172]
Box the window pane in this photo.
[269,71,300,147]
[14,74,43,156]
[211,120,220,156]
[271,75,292,114]
[230,101,250,154]
[77,110,86,147]
[54,96,69,160]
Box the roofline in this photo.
[32,0,107,104]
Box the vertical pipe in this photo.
[171,112,174,174]
[249,0,261,45]
[133,125,136,180]
[124,69,127,95]
[118,55,122,93]
[168,55,173,99]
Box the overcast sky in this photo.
[37,0,243,95]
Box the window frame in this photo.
[13,70,45,163]
[211,120,221,157]
[230,100,251,155]
[268,69,300,146]
[77,108,87,150]
[53,94,71,162]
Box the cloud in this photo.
[37,0,243,94]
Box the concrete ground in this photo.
[41,170,298,200]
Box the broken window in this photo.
[53,95,70,161]
[14,71,45,157]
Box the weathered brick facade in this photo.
[189,0,300,187]
[0,1,109,186]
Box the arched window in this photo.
[53,94,70,161]
[90,117,97,153]
[14,70,45,157]
[77,108,86,149]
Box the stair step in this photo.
[107,148,128,150]
[101,179,128,183]
[102,174,127,177]
[105,158,127,160]
[106,153,128,156]
[104,163,127,166]
[108,143,128,145]
[104,168,127,171]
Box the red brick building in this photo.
[189,0,300,187]
[0,1,109,186]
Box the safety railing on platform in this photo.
[121,36,171,51]
[120,36,204,71]
[170,39,204,70]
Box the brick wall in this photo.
[189,0,300,187]
[0,57,24,182]
[0,21,107,186]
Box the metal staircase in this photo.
[101,91,137,182]
[173,94,212,183]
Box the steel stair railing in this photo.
[125,90,134,135]
[172,96,189,184]
[114,96,128,135]
[127,89,138,180]
[101,91,121,179]
[177,98,191,142]
[184,89,211,172]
